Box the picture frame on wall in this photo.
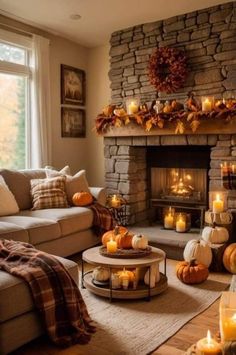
[61,64,86,105]
[61,107,86,138]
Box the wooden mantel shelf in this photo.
[101,116,236,137]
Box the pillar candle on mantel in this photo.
[126,98,139,115]
[212,194,224,214]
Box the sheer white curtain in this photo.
[29,34,51,168]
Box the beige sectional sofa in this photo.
[0,168,106,354]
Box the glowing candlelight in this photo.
[196,330,222,354]
[176,213,186,233]
[107,237,117,253]
[212,194,224,214]
[164,207,174,229]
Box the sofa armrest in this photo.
[89,187,107,206]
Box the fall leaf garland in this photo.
[148,47,188,93]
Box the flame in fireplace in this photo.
[170,170,194,197]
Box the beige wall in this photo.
[86,44,110,186]
[0,16,111,187]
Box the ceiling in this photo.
[0,0,232,47]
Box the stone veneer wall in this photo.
[105,134,236,224]
[105,2,236,224]
[109,2,236,105]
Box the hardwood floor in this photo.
[11,257,230,355]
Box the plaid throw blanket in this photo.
[89,202,115,235]
[0,239,95,347]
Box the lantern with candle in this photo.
[175,213,191,233]
[201,96,214,112]
[163,207,175,229]
[196,330,222,355]
[220,292,236,342]
[126,98,140,115]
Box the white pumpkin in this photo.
[183,239,212,267]
[92,266,110,281]
[202,225,229,244]
[144,263,160,288]
[132,234,148,250]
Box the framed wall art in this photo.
[61,64,86,105]
[61,107,86,138]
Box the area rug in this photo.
[78,262,228,355]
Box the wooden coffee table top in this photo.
[82,246,166,269]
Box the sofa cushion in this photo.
[0,221,29,243]
[0,256,78,323]
[0,169,46,210]
[19,207,93,236]
[30,176,69,210]
[0,216,61,245]
[0,176,19,216]
[46,169,90,205]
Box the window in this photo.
[0,29,32,169]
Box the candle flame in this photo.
[205,98,210,103]
[232,313,236,321]
[207,330,212,344]
[216,194,221,202]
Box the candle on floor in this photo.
[164,207,174,229]
[107,238,117,253]
[176,213,186,233]
[212,194,224,214]
[196,330,222,355]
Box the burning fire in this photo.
[170,170,194,197]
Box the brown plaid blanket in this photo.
[89,202,115,235]
[0,239,95,347]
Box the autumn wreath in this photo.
[148,47,188,93]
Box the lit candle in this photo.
[212,194,224,213]
[107,238,117,253]
[221,313,236,341]
[202,98,213,111]
[196,330,222,355]
[127,100,139,115]
[111,195,120,208]
[164,207,174,229]
[119,268,129,290]
[176,214,186,233]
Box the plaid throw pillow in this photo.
[30,176,69,210]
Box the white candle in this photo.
[212,194,224,213]
[107,238,117,253]
[196,330,222,355]
[202,98,213,111]
[111,195,120,208]
[176,214,186,233]
[164,213,174,229]
[127,100,139,115]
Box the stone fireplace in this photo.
[104,2,236,226]
[104,133,236,225]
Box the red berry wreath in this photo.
[148,47,188,94]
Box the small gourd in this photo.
[132,234,148,250]
[144,262,160,288]
[223,243,236,274]
[176,258,209,284]
[202,224,229,244]
[92,266,110,282]
[183,239,212,267]
[72,191,93,206]
[115,231,134,249]
[102,225,128,247]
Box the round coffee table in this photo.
[82,246,168,301]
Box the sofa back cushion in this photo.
[0,169,46,210]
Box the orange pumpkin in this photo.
[223,243,236,273]
[102,225,128,247]
[115,231,134,249]
[176,258,209,284]
[72,192,93,206]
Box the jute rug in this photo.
[76,261,229,355]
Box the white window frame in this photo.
[0,29,33,168]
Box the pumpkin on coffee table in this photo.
[223,243,236,273]
[102,225,128,247]
[115,231,134,249]
[176,258,209,284]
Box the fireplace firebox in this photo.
[147,146,211,228]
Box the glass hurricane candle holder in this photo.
[163,207,175,229]
[220,292,236,342]
[175,212,191,233]
[126,98,140,115]
[201,96,214,111]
